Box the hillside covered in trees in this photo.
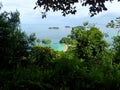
[0,7,120,89]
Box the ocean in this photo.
[21,24,119,51]
[21,24,72,51]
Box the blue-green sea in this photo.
[21,24,119,51]
[41,43,64,51]
[21,24,71,51]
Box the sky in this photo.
[0,0,120,26]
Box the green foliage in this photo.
[112,36,120,64]
[36,38,41,43]
[28,33,36,46]
[42,39,51,44]
[106,17,120,63]
[60,37,73,44]
[1,8,120,89]
[2,55,120,89]
[83,22,89,26]
[0,10,36,69]
[106,20,115,28]
[61,23,109,62]
[106,17,120,35]
[76,26,108,61]
[0,2,3,10]
[30,46,57,67]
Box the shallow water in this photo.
[21,24,71,51]
[22,24,119,51]
[41,43,64,51]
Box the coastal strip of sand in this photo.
[63,44,68,52]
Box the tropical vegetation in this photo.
[1,9,120,90]
[42,39,51,44]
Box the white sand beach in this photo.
[63,44,68,52]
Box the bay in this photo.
[21,24,72,51]
[21,24,119,51]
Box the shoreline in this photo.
[36,43,68,52]
[63,44,68,52]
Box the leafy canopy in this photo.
[34,0,120,18]
[0,10,36,69]
[106,17,120,35]
[60,23,108,62]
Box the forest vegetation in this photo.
[1,5,120,90]
[42,39,52,44]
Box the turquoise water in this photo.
[22,24,119,51]
[41,43,64,51]
[21,24,71,51]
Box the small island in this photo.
[42,39,51,44]
[48,27,59,29]
[65,26,71,28]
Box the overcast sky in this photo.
[1,0,120,26]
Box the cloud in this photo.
[105,0,120,14]
[91,0,120,17]
[1,0,37,23]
